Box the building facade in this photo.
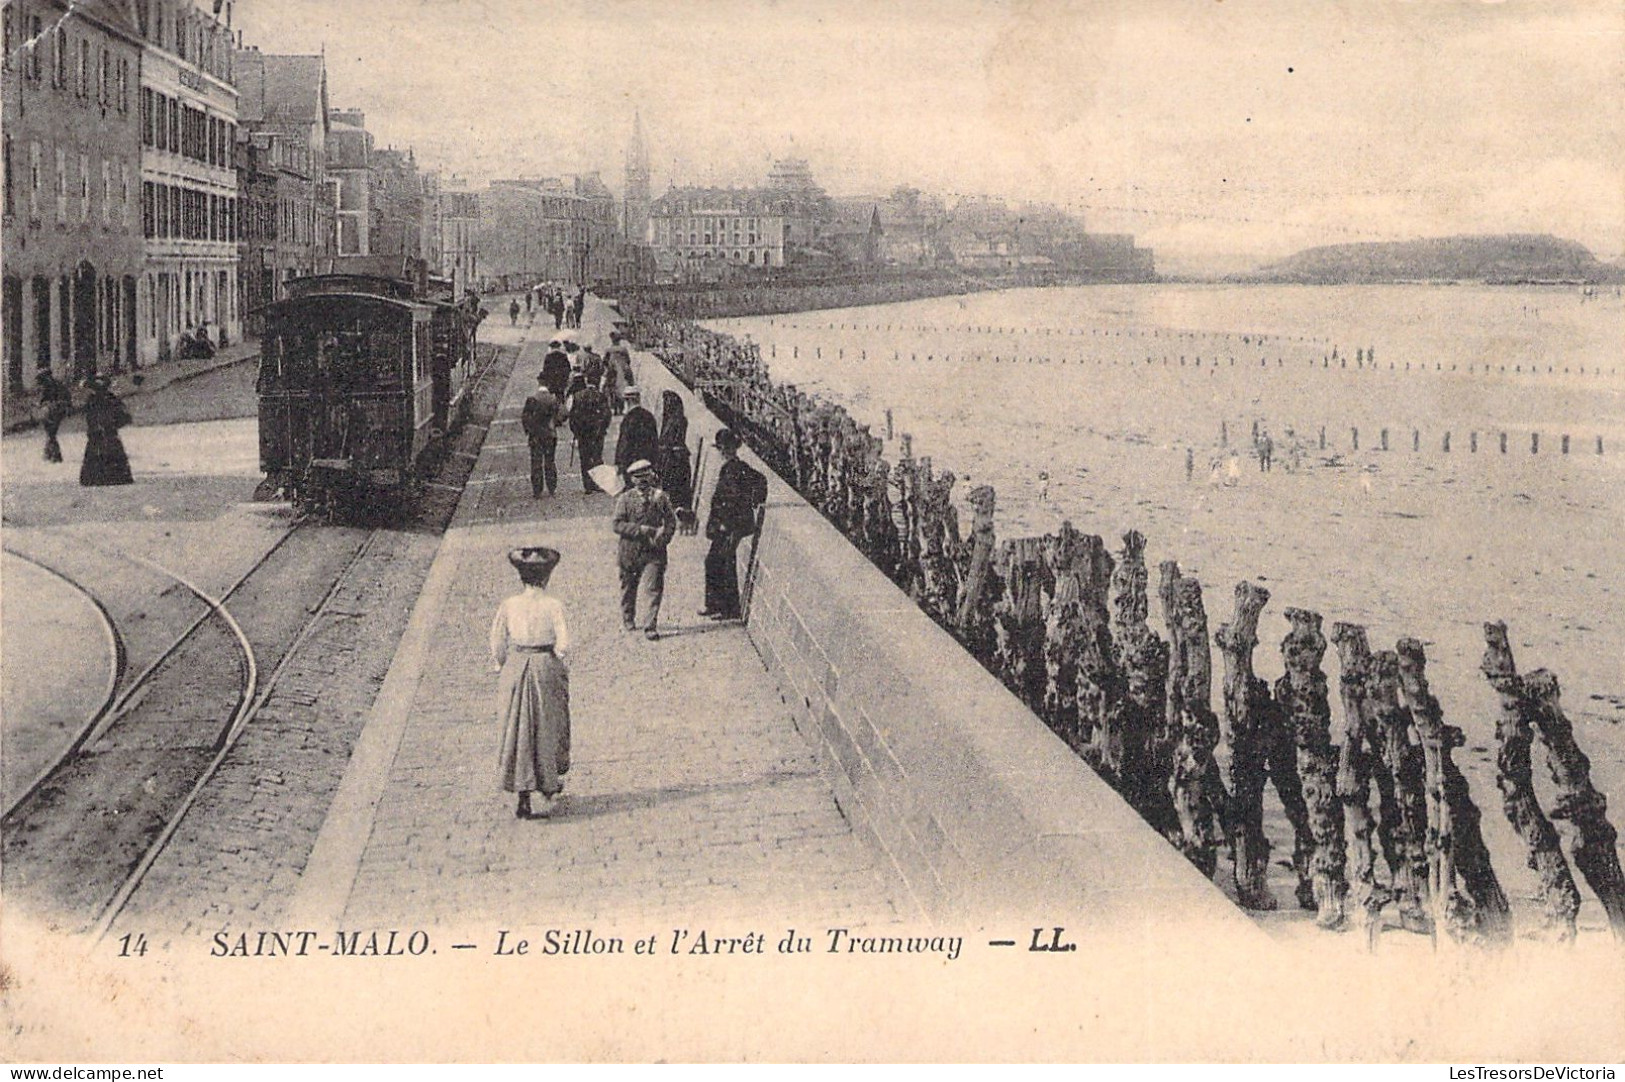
[3,0,146,389]
[233,48,332,326]
[136,0,240,364]
[327,108,372,256]
[369,145,426,261]
[435,176,480,297]
[476,174,617,289]
[648,187,795,281]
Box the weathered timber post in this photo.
[1108,531,1178,840]
[1043,534,1088,751]
[988,536,1048,709]
[1073,534,1122,780]
[1396,638,1512,946]
[1367,650,1431,934]
[1160,563,1227,877]
[1215,582,1281,909]
[955,484,997,637]
[1277,608,1348,929]
[1523,669,1625,940]
[1482,623,1582,941]
[1330,623,1388,944]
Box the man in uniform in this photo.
[699,429,768,621]
[520,372,563,497]
[611,460,678,640]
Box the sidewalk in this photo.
[2,338,261,435]
[289,298,907,933]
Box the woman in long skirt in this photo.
[655,390,694,530]
[79,376,134,486]
[490,546,571,819]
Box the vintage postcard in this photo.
[2,0,1622,1064]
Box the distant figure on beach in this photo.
[490,546,571,820]
[79,376,133,486]
[1185,448,1195,482]
[1038,470,1050,502]
[1257,432,1274,473]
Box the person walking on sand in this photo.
[491,547,571,820]
[612,460,677,640]
[79,376,134,486]
[699,429,767,622]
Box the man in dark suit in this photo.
[520,373,562,497]
[699,429,767,621]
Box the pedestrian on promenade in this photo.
[490,546,571,820]
[605,332,635,406]
[525,291,533,315]
[36,370,73,463]
[521,373,563,497]
[655,390,695,533]
[541,340,572,399]
[509,299,520,326]
[699,429,767,621]
[79,375,133,487]
[551,290,565,330]
[600,346,623,414]
[567,377,612,493]
[571,288,585,329]
[612,460,677,640]
[613,401,659,479]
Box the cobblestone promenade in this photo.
[293,301,907,933]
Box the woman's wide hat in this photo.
[508,546,561,574]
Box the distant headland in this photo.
[1240,234,1624,285]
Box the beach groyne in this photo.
[620,299,1625,945]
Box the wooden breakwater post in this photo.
[1522,669,1625,940]
[1159,562,1228,878]
[1481,622,1582,941]
[1331,624,1387,944]
[1395,638,1513,947]
[1216,582,1292,910]
[1108,531,1179,841]
[1278,608,1348,930]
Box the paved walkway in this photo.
[291,299,907,934]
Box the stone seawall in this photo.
[629,332,1264,941]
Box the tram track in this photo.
[2,340,522,937]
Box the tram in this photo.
[256,258,483,520]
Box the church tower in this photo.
[623,111,651,244]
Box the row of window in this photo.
[666,231,763,246]
[3,136,137,230]
[3,9,134,114]
[674,250,775,265]
[134,0,235,83]
[141,89,235,168]
[142,182,239,244]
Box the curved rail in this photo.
[91,530,382,942]
[0,548,127,822]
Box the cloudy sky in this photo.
[236,0,1624,274]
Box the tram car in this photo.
[256,258,482,520]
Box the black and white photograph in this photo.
[1,0,1622,1065]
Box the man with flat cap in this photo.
[611,459,678,640]
[699,429,767,621]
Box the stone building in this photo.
[233,48,332,325]
[648,187,796,281]
[476,174,617,289]
[327,108,372,256]
[136,0,241,364]
[434,175,480,298]
[3,0,146,388]
[369,145,426,261]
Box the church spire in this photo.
[623,110,652,244]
